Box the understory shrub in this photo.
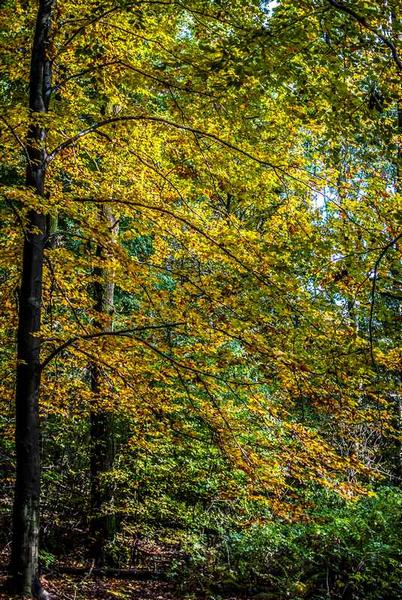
[181,487,401,599]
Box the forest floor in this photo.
[0,573,177,600]
[0,540,254,600]
[0,572,252,600]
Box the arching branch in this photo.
[368,232,402,365]
[47,114,280,172]
[327,0,402,71]
[41,323,185,369]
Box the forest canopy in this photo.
[0,1,401,599]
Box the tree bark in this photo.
[90,207,119,565]
[9,0,54,595]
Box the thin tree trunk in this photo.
[392,105,402,483]
[8,1,54,596]
[390,7,402,482]
[90,207,119,566]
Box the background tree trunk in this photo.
[9,0,54,595]
[90,207,119,566]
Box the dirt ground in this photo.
[0,572,254,600]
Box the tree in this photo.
[1,2,400,596]
[8,1,54,595]
[89,206,119,565]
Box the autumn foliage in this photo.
[0,1,401,598]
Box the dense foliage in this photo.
[0,0,401,598]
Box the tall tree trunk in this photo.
[90,207,119,566]
[8,1,54,595]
